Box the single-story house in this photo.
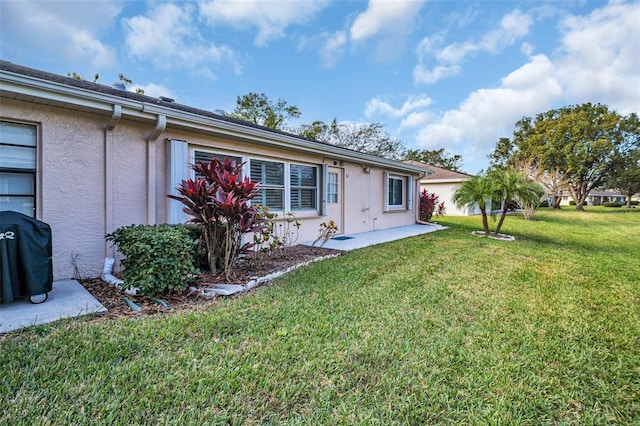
[1,61,427,280]
[404,161,476,216]
[559,190,627,206]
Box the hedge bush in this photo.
[631,200,639,206]
[106,224,198,295]
[603,202,623,208]
[569,200,576,206]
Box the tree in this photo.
[606,114,640,208]
[512,158,569,209]
[223,92,301,130]
[489,168,544,232]
[453,173,496,235]
[404,148,463,171]
[490,103,630,211]
[297,119,406,160]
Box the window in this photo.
[250,159,285,210]
[327,172,338,204]
[0,122,36,216]
[290,164,318,210]
[387,175,405,208]
[193,150,243,178]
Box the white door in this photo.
[326,168,343,235]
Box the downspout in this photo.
[414,172,432,225]
[146,114,166,225]
[104,104,121,255]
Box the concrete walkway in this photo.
[0,280,106,333]
[302,223,447,251]
[1,223,446,333]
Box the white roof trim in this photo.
[1,67,425,174]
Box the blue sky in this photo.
[1,0,638,173]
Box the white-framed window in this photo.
[0,121,37,217]
[387,174,405,208]
[290,163,318,211]
[193,150,243,178]
[250,159,285,210]
[327,172,338,204]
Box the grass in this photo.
[1,207,639,425]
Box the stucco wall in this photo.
[419,180,474,216]
[161,131,417,241]
[2,99,111,279]
[2,98,417,280]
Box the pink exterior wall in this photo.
[2,98,418,281]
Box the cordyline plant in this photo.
[419,190,446,222]
[168,158,264,280]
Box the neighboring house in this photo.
[559,190,628,206]
[404,161,476,216]
[0,61,426,280]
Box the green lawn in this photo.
[2,208,639,425]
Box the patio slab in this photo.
[302,223,447,251]
[0,279,106,334]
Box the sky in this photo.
[1,0,639,174]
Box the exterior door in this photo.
[326,167,343,235]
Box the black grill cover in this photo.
[0,211,53,303]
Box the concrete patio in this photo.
[0,280,106,333]
[1,223,446,334]
[301,222,447,251]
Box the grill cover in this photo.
[0,211,53,303]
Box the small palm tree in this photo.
[453,174,496,235]
[490,168,544,234]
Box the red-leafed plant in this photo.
[419,189,446,222]
[168,158,263,280]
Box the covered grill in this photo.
[0,210,53,304]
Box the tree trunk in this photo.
[495,206,508,234]
[552,195,562,209]
[203,227,218,274]
[481,209,490,235]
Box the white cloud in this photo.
[348,0,426,61]
[520,42,534,56]
[0,1,120,68]
[124,3,236,74]
[413,64,461,85]
[365,95,433,119]
[350,0,426,42]
[410,1,640,173]
[199,0,329,47]
[400,111,434,130]
[319,31,348,69]
[414,54,562,171]
[132,83,174,99]
[555,1,640,115]
[413,9,533,85]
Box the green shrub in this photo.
[603,202,623,207]
[106,224,197,295]
[569,200,576,206]
[631,200,639,206]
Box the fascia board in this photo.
[2,70,423,175]
[419,178,467,184]
[164,110,424,174]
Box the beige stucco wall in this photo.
[2,98,418,280]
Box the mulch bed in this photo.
[80,245,341,319]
